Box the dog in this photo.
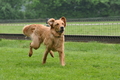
[22,17,66,66]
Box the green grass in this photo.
[0,22,43,34]
[0,21,120,36]
[0,39,120,80]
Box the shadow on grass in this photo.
[15,57,62,68]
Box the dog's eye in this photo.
[62,23,64,25]
[56,23,59,26]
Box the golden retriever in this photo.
[22,17,66,66]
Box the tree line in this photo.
[0,0,120,19]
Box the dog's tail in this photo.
[22,24,36,37]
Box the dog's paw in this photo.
[29,53,32,57]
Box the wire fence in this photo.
[66,21,120,36]
[0,18,120,36]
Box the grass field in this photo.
[0,39,120,80]
[0,21,120,36]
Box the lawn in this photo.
[0,39,120,80]
[0,21,120,36]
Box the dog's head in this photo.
[48,17,66,33]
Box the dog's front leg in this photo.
[29,43,33,57]
[42,49,49,64]
[58,51,65,66]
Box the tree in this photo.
[0,0,26,19]
[0,0,120,19]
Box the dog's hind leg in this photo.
[42,49,50,64]
[49,50,54,57]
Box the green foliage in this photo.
[0,0,120,19]
[0,0,26,19]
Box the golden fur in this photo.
[22,17,66,66]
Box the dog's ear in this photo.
[60,17,66,27]
[47,18,55,27]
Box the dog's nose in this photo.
[60,27,64,33]
[60,27,64,30]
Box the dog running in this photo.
[22,17,66,66]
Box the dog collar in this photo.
[51,32,64,38]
